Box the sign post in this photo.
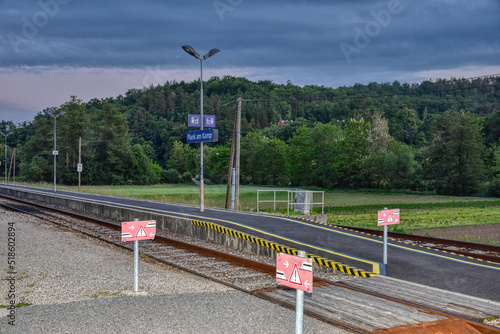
[377,208,400,265]
[276,251,312,334]
[121,219,156,292]
[187,114,217,212]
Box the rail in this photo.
[2,195,499,333]
[257,189,324,215]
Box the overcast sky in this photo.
[1,0,499,123]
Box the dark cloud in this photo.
[0,0,499,81]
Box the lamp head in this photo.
[182,45,200,59]
[203,48,220,60]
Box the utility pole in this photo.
[43,110,65,192]
[0,131,13,184]
[225,97,242,209]
[78,137,81,192]
[8,148,15,183]
[225,120,236,209]
[234,97,242,208]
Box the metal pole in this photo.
[231,167,235,209]
[322,192,324,215]
[257,190,259,213]
[274,190,276,211]
[53,116,57,192]
[287,191,290,215]
[383,225,388,265]
[13,148,16,183]
[199,58,204,212]
[3,135,6,185]
[78,137,81,192]
[134,218,139,292]
[134,240,139,291]
[295,250,306,334]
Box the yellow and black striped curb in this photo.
[332,225,496,264]
[282,215,494,264]
[191,220,376,278]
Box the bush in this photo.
[162,168,182,184]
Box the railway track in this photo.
[1,195,499,333]
[333,224,500,263]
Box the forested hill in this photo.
[2,75,500,196]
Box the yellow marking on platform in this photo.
[4,185,500,272]
[4,186,381,274]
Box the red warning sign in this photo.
[276,253,313,293]
[121,220,156,242]
[377,209,400,226]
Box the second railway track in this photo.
[333,224,500,264]
[1,195,499,333]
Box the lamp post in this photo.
[182,45,220,212]
[44,110,66,192]
[0,131,13,184]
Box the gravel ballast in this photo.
[0,208,348,333]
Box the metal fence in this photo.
[257,189,324,215]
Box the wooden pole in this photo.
[225,113,237,209]
[234,97,241,208]
[13,148,15,182]
[8,148,14,182]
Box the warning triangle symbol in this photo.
[387,215,393,222]
[136,226,146,237]
[289,265,302,285]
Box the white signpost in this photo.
[378,208,400,265]
[276,251,312,334]
[121,219,156,292]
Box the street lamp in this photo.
[44,110,66,192]
[182,45,220,212]
[0,131,13,184]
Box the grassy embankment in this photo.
[13,182,500,245]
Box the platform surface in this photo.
[2,184,500,303]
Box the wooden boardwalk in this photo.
[261,276,500,332]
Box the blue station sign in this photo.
[187,129,217,143]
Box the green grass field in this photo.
[14,182,500,244]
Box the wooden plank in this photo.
[265,285,446,332]
[344,276,500,319]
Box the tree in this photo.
[205,144,231,184]
[288,126,313,186]
[58,96,90,184]
[240,132,266,184]
[167,141,196,180]
[488,144,500,196]
[368,112,392,153]
[484,109,500,146]
[18,113,53,183]
[425,110,486,195]
[254,137,289,185]
[332,118,371,188]
[240,132,288,185]
[308,122,342,187]
[92,103,134,185]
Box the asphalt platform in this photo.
[0,208,347,334]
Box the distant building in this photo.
[278,118,293,126]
